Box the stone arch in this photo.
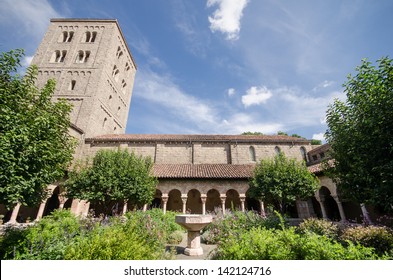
[245,189,261,212]
[225,189,241,211]
[319,186,340,221]
[311,196,323,218]
[186,189,202,214]
[167,189,182,212]
[18,205,39,223]
[43,186,61,217]
[206,189,221,213]
[63,198,73,210]
[249,146,256,162]
[151,189,162,209]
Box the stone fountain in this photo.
[175,214,212,256]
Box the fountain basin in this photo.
[175,214,212,256]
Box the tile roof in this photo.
[153,164,255,179]
[307,163,323,174]
[86,134,310,144]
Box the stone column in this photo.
[239,194,246,212]
[220,194,226,215]
[200,194,207,215]
[332,195,346,222]
[259,200,266,217]
[162,194,168,215]
[122,201,128,214]
[35,201,47,221]
[8,203,21,224]
[315,195,328,219]
[181,194,188,214]
[58,195,68,210]
[143,204,148,212]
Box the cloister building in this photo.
[0,19,371,224]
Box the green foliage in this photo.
[249,153,320,214]
[341,225,393,256]
[167,230,184,244]
[241,131,264,135]
[0,210,81,259]
[65,149,158,215]
[298,218,339,240]
[325,57,393,211]
[0,209,177,260]
[277,131,288,136]
[212,227,383,260]
[310,139,322,145]
[0,49,76,208]
[202,211,283,244]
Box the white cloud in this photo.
[134,69,218,128]
[0,0,61,40]
[207,0,249,40]
[313,80,335,92]
[22,56,34,67]
[312,133,325,142]
[220,113,283,134]
[241,86,272,107]
[227,88,236,96]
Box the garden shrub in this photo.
[64,215,171,260]
[298,218,339,240]
[167,230,184,244]
[0,209,81,259]
[211,227,383,260]
[202,210,284,244]
[340,225,393,256]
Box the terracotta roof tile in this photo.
[153,164,255,179]
[86,134,310,143]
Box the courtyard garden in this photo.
[1,209,392,260]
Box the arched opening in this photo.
[319,186,340,221]
[300,146,307,161]
[43,187,61,217]
[63,198,73,210]
[245,189,261,212]
[225,189,240,211]
[186,189,202,214]
[91,200,125,217]
[151,189,162,209]
[206,189,220,213]
[18,205,39,223]
[167,189,182,212]
[311,196,322,218]
[274,146,281,155]
[249,146,256,162]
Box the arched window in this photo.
[300,146,307,161]
[125,62,130,71]
[83,31,97,43]
[249,146,256,162]
[102,117,107,128]
[59,31,74,42]
[121,79,127,91]
[274,146,281,156]
[76,50,90,63]
[68,80,76,90]
[116,46,123,59]
[112,65,119,81]
[50,50,67,63]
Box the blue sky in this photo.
[1,0,392,141]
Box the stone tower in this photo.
[31,19,137,138]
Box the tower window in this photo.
[116,46,123,59]
[300,146,307,161]
[249,146,256,162]
[75,50,90,63]
[274,146,281,156]
[59,31,74,43]
[51,50,67,63]
[68,80,76,90]
[121,79,127,89]
[83,31,97,43]
[125,62,130,71]
[112,66,119,81]
[102,117,107,128]
[117,106,121,116]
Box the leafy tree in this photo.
[0,49,75,209]
[249,153,320,215]
[65,149,158,215]
[241,131,264,135]
[310,139,322,145]
[277,131,288,136]
[325,57,393,213]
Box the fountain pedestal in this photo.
[175,214,212,256]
